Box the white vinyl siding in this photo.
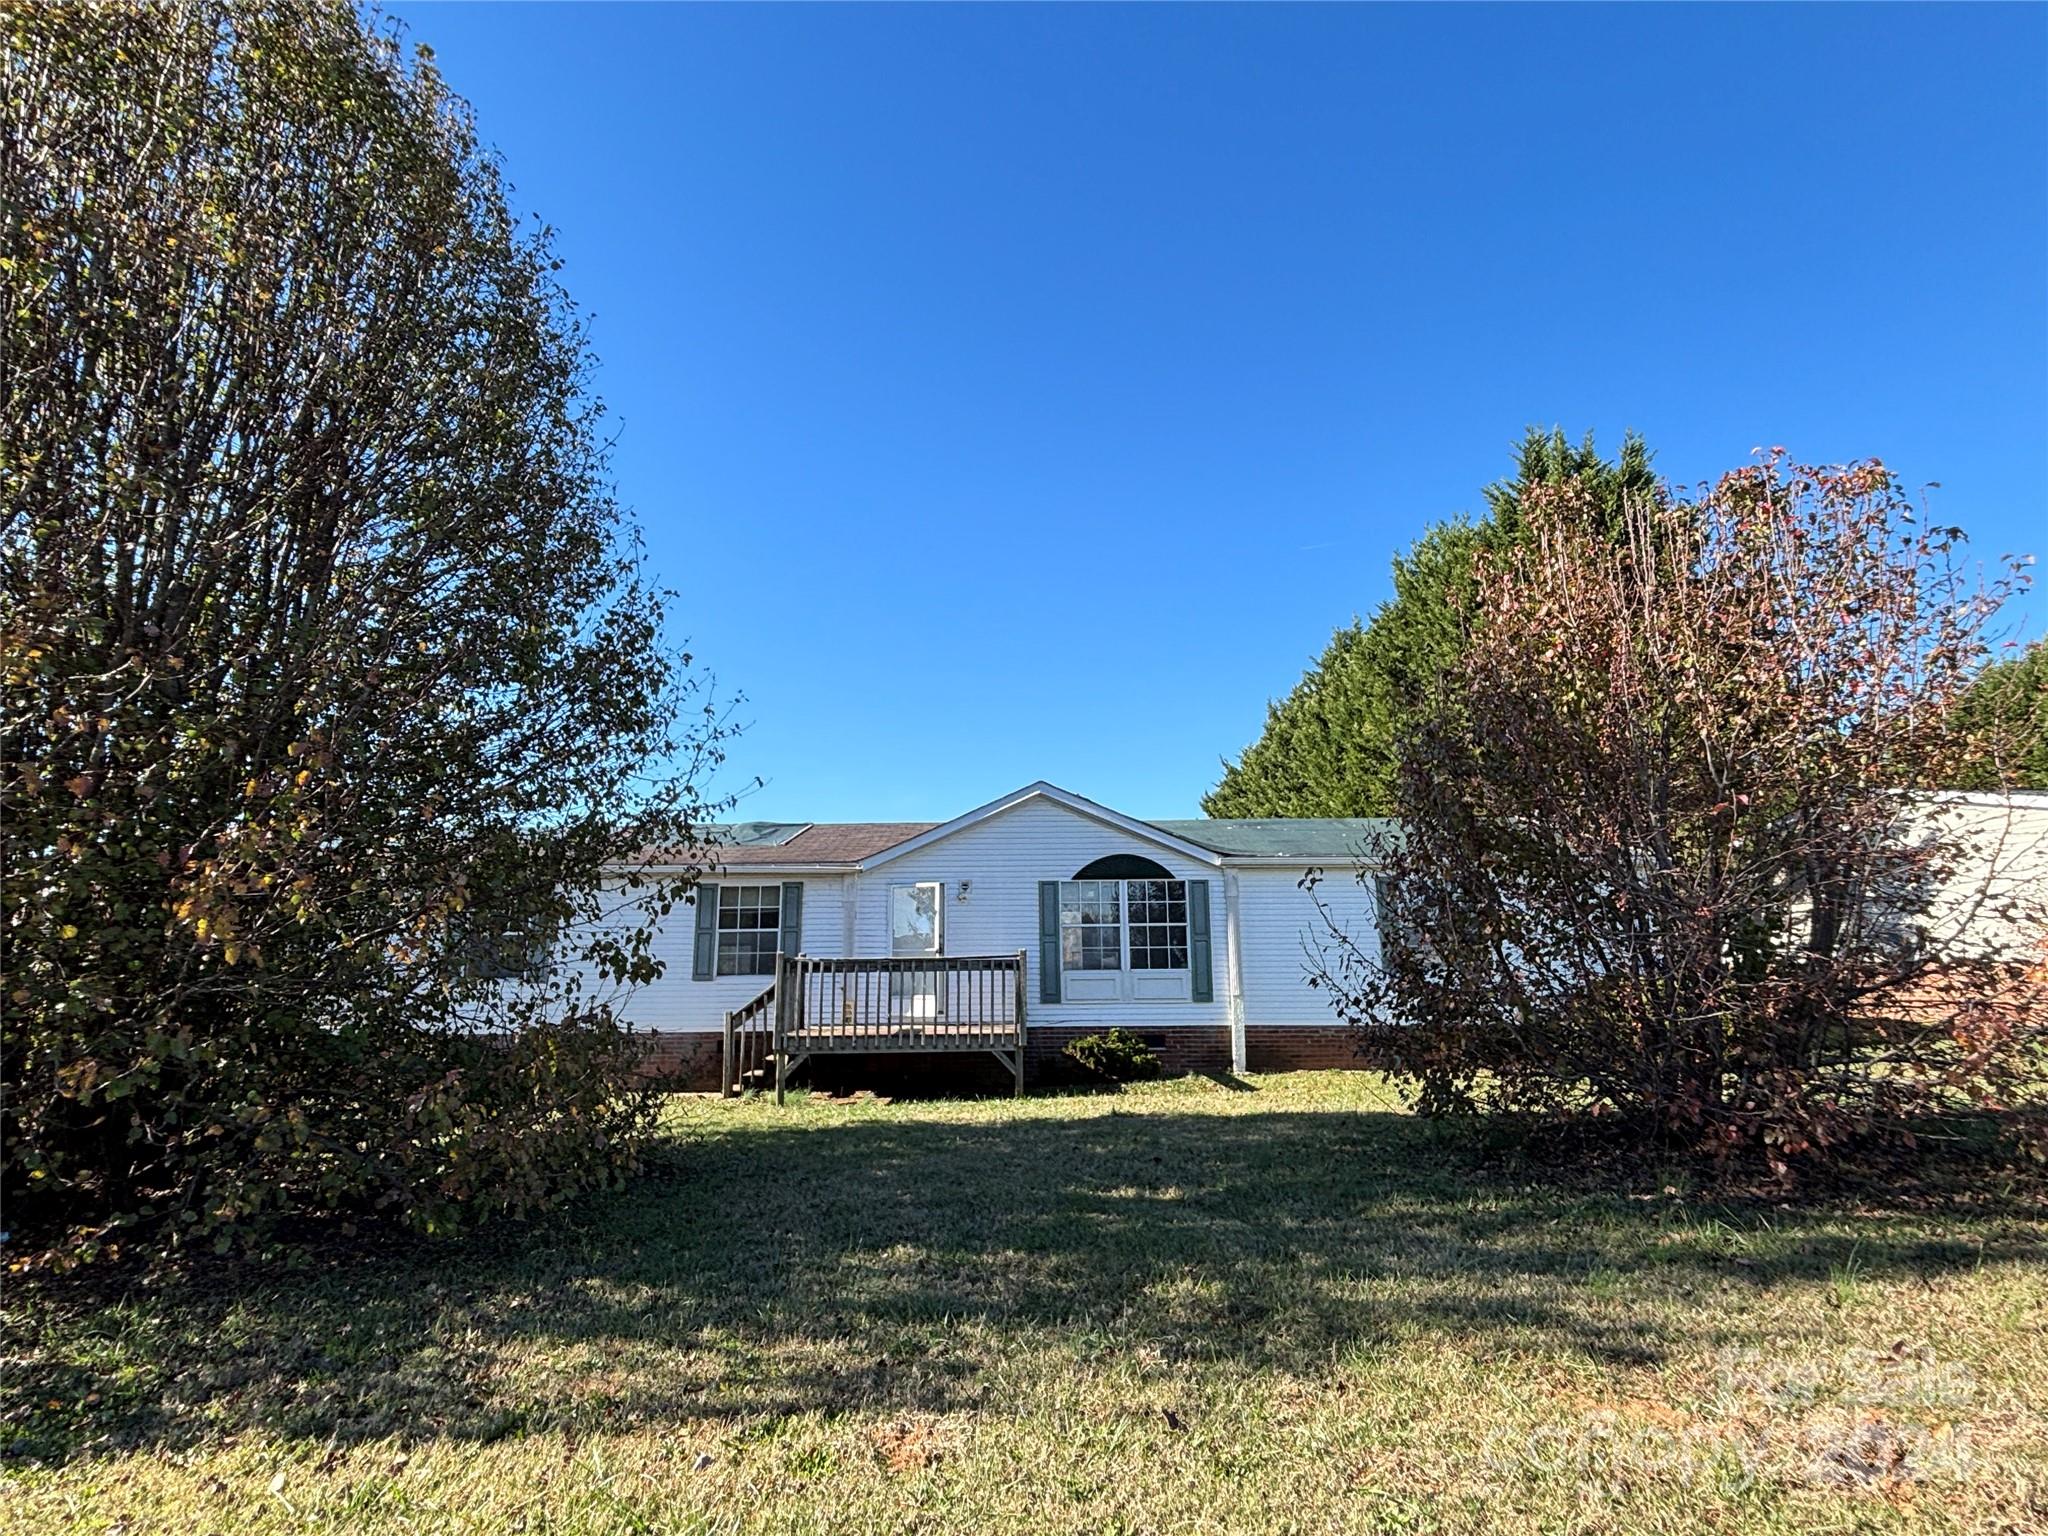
[1234,865,1382,1025]
[540,837,1396,1038]
[1887,794,2048,962]
[515,787,2046,1052]
[848,796,1227,1028]
[605,874,849,1032]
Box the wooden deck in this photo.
[723,951,1028,1100]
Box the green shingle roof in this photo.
[1147,817,1399,859]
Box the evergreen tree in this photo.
[1204,429,1654,817]
[1952,644,2048,790]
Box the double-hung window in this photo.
[715,884,781,976]
[1125,880,1190,971]
[1059,880,1122,973]
[1372,873,1425,972]
[456,915,552,983]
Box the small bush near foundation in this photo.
[1064,1029,1162,1083]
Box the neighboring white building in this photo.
[1893,790,2048,960]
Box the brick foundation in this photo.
[1244,1024,1365,1073]
[1024,1024,1234,1083]
[635,1031,725,1092]
[637,1022,1383,1094]
[638,1025,1247,1093]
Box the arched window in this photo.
[1071,853,1174,881]
[1058,856,1193,998]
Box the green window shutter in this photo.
[692,884,719,980]
[1188,879,1214,1003]
[1038,881,1062,1004]
[780,881,804,955]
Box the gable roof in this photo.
[669,791,1398,873]
[861,781,1226,868]
[1148,816,1398,860]
[673,790,2030,873]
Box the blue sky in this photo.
[391,3,2047,823]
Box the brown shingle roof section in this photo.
[702,822,938,867]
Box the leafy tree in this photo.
[1205,428,1655,817]
[1952,644,2048,790]
[1314,455,2045,1175]
[2,1,729,1263]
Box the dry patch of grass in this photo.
[5,1072,2047,1533]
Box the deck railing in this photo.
[721,983,778,1099]
[722,951,1028,1100]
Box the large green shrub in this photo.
[1,1,728,1265]
[1950,643,2048,790]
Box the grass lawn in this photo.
[5,1071,2046,1534]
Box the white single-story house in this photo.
[616,781,1396,1092]
[595,781,2047,1095]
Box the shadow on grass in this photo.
[8,1097,2044,1463]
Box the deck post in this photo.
[1012,949,1028,1097]
[773,950,794,1105]
[722,1010,734,1099]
